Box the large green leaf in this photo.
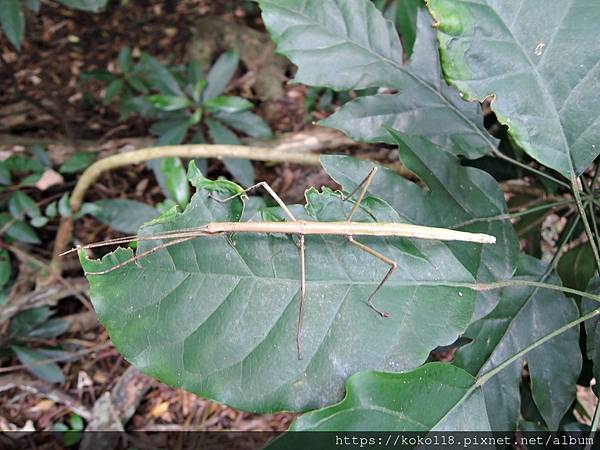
[259,0,495,158]
[428,0,600,176]
[81,157,491,412]
[454,256,581,431]
[321,131,519,319]
[275,363,490,435]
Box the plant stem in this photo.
[68,145,322,212]
[446,279,600,304]
[491,148,570,189]
[50,144,323,275]
[476,306,600,387]
[571,176,600,273]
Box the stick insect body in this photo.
[68,167,496,359]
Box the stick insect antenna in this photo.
[60,228,212,256]
[85,236,196,275]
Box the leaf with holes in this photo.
[259,0,495,158]
[428,0,600,176]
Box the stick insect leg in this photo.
[85,236,195,275]
[210,181,307,359]
[209,181,296,222]
[297,234,306,360]
[344,167,378,222]
[347,236,396,318]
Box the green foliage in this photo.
[53,413,85,446]
[0,0,25,50]
[59,152,97,174]
[273,363,489,433]
[558,244,596,297]
[83,48,273,190]
[2,307,69,383]
[90,199,160,235]
[454,256,581,431]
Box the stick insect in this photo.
[65,167,496,359]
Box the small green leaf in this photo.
[205,96,253,114]
[45,201,57,218]
[91,199,160,234]
[103,79,124,104]
[4,155,44,174]
[9,191,41,219]
[127,74,149,94]
[0,213,41,244]
[206,118,254,187]
[56,0,108,12]
[11,346,64,384]
[0,249,11,289]
[0,162,11,185]
[30,216,49,228]
[187,60,205,86]
[155,120,190,146]
[557,244,596,297]
[394,0,422,57]
[149,157,190,207]
[140,53,184,97]
[20,173,42,186]
[69,414,84,431]
[59,152,97,174]
[117,46,132,73]
[10,307,51,336]
[26,318,69,338]
[147,94,191,111]
[204,50,239,101]
[58,194,72,217]
[31,145,52,168]
[214,111,272,139]
[24,0,41,13]
[0,0,25,51]
[188,109,202,125]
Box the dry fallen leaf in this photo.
[31,399,56,413]
[149,401,170,418]
[35,169,64,191]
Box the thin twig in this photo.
[50,144,326,274]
